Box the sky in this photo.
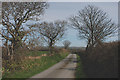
[1,0,119,2]
[0,1,118,47]
[41,2,118,47]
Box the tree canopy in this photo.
[69,5,117,50]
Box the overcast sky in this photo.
[41,2,118,47]
[0,1,118,47]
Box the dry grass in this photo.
[25,54,49,60]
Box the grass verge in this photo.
[75,54,86,78]
[2,51,69,79]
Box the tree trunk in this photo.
[86,39,91,52]
[6,29,10,57]
[49,40,53,54]
[6,40,10,56]
[86,44,89,51]
[10,42,14,60]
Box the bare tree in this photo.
[25,29,44,50]
[1,2,48,59]
[63,40,71,49]
[69,5,117,51]
[35,20,67,53]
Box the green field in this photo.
[26,51,48,56]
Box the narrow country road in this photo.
[27,54,77,79]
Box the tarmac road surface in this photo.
[28,54,77,79]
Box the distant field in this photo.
[26,51,48,57]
